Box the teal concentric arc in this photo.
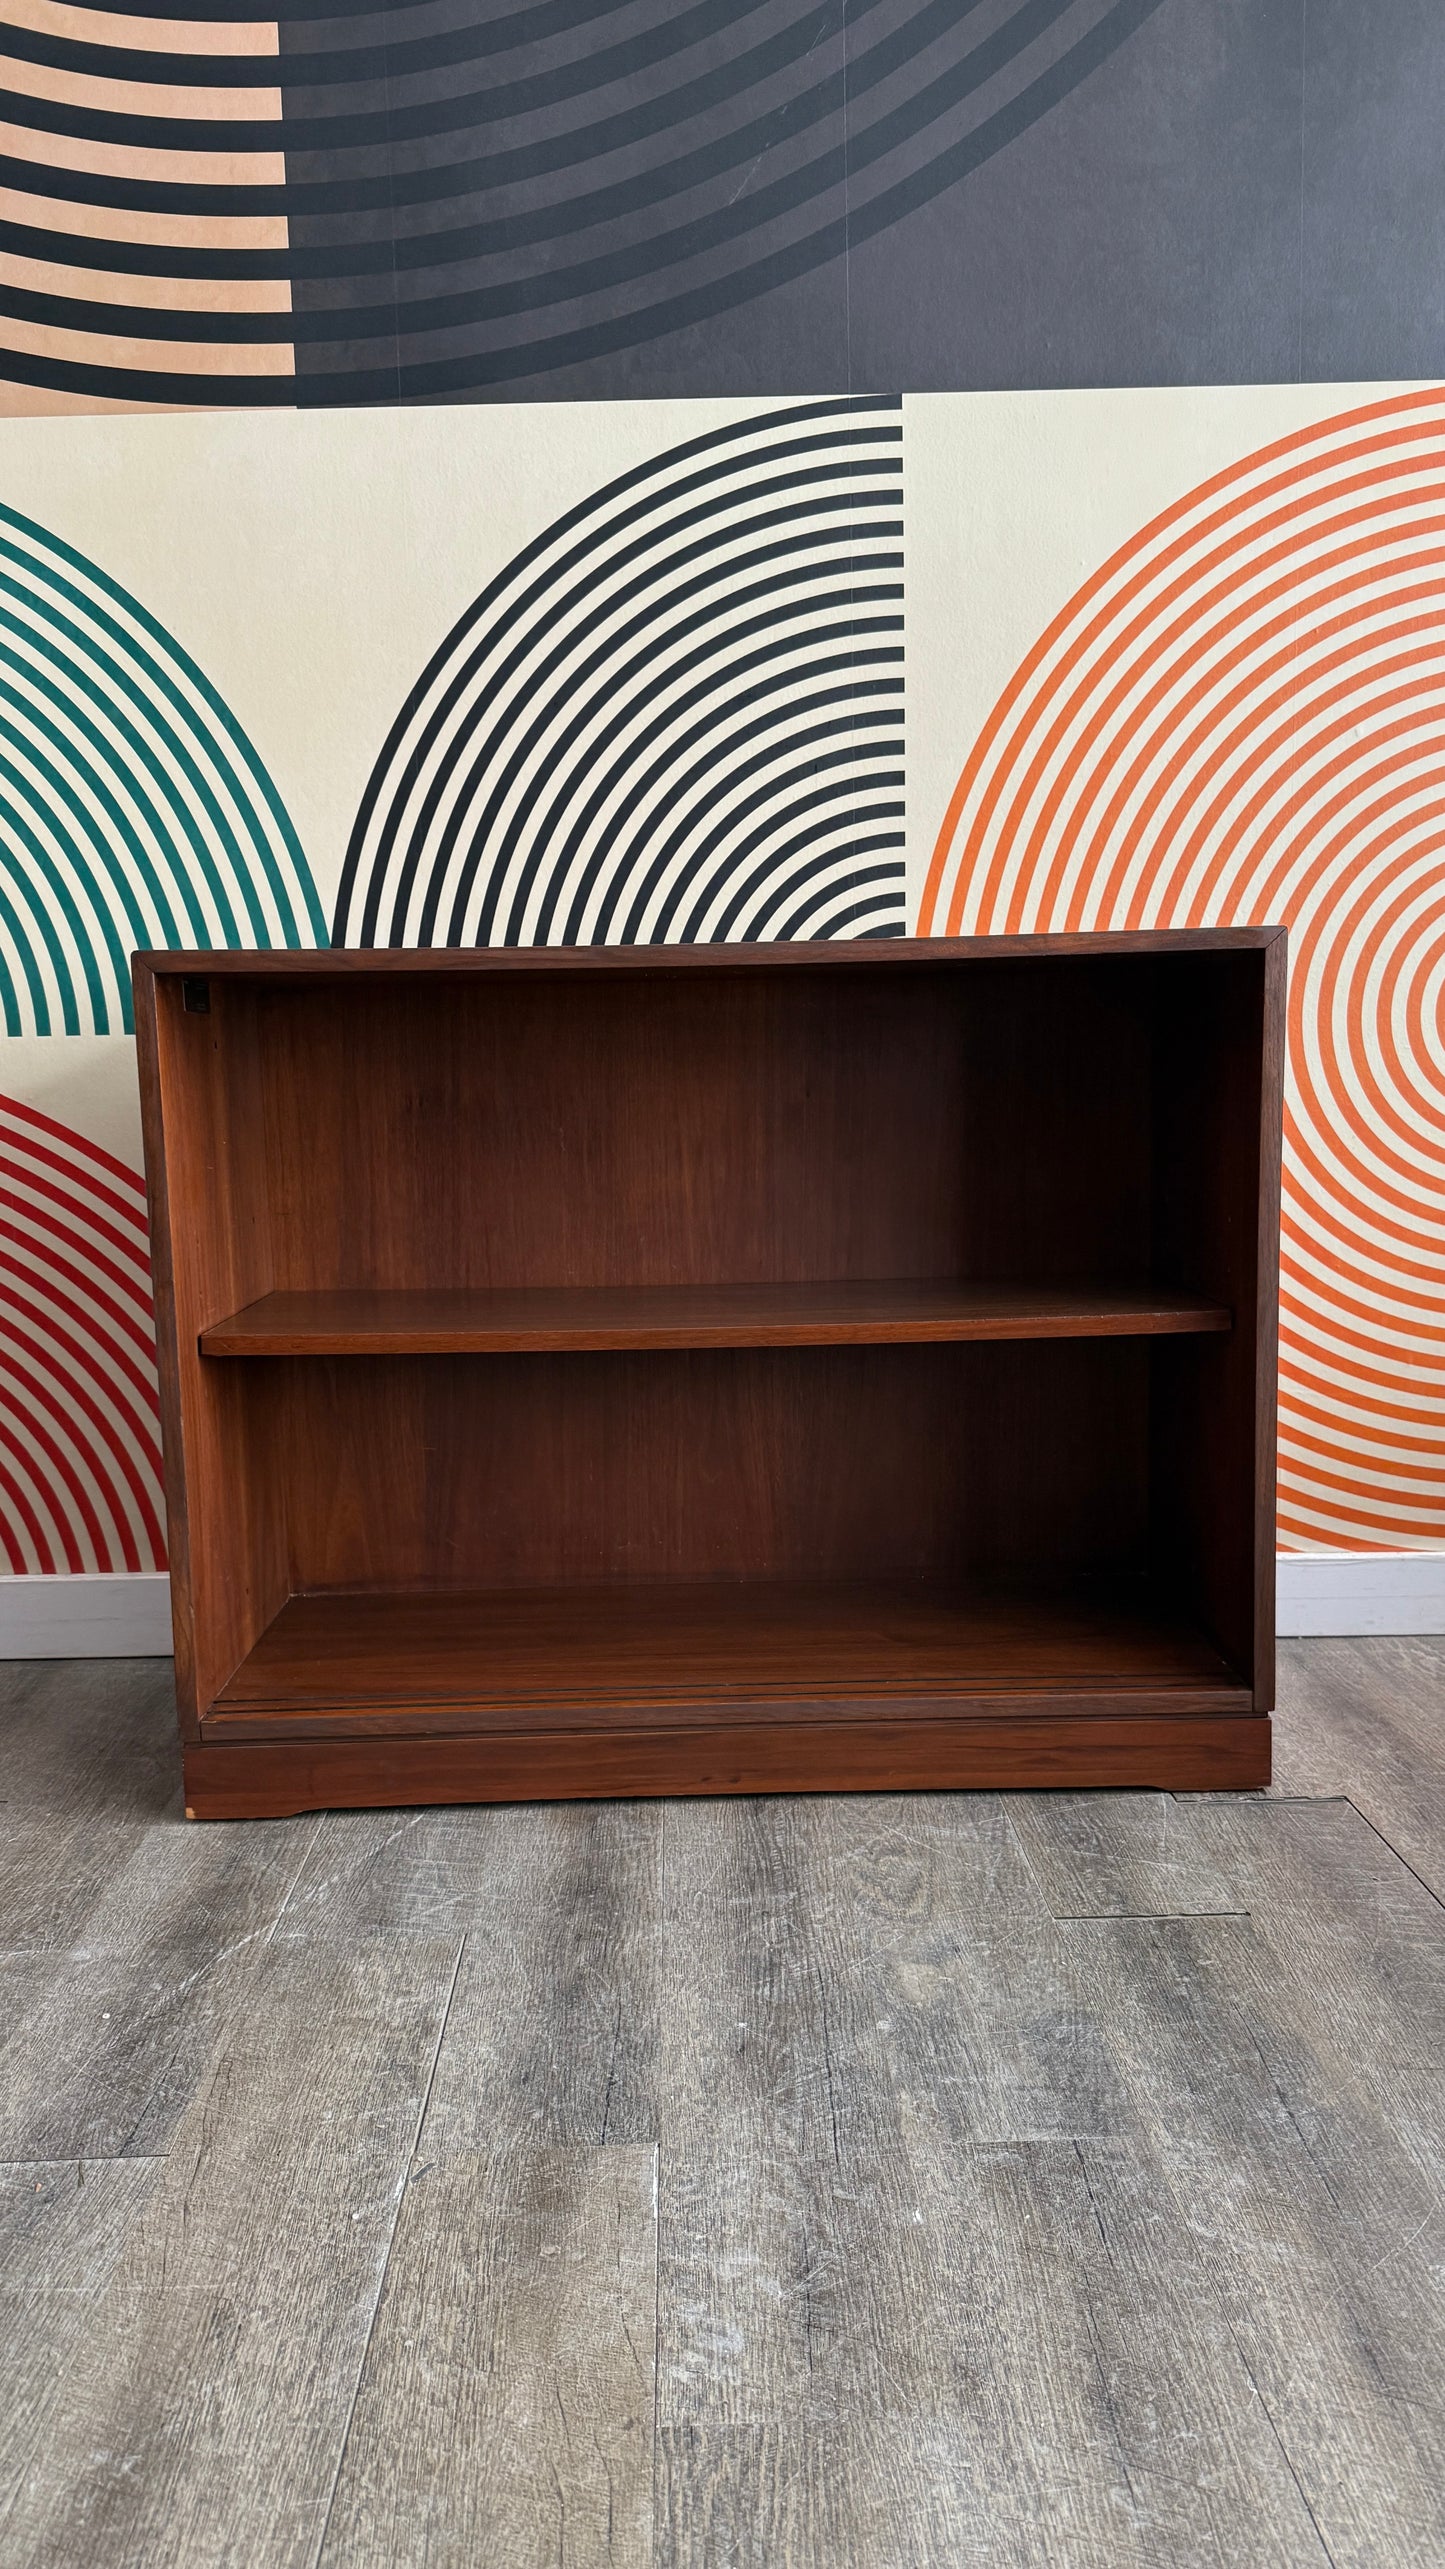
[0,505,327,1036]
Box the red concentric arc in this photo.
[0,1093,166,1573]
[919,384,1445,1549]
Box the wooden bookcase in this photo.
[134,932,1284,1819]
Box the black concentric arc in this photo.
[0,0,1166,408]
[333,398,906,951]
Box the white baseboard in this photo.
[1275,1549,1445,1637]
[0,1572,173,1658]
[2,1555,1442,1659]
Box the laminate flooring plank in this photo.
[0,1796,320,2161]
[0,2156,161,2291]
[0,1660,237,1952]
[1156,2131,1445,2569]
[660,2421,1086,2569]
[655,1880,1337,2558]
[796,1789,1052,1927]
[789,1798,1135,2151]
[1059,2139,1336,2568]
[865,1913,1144,2153]
[0,1661,306,2176]
[911,2138,1333,2568]
[0,2158,164,2535]
[660,1792,1063,2156]
[2,1805,317,1961]
[659,2424,968,2569]
[4,1933,461,2569]
[0,1944,252,2165]
[1055,1912,1431,2232]
[655,1796,1139,2443]
[0,1658,176,1822]
[271,1805,495,1942]
[1058,1913,1445,2564]
[1273,1636,1445,1896]
[657,1794,918,2435]
[1148,1806,1445,2405]
[660,1794,880,2164]
[1006,1790,1445,2082]
[8,1649,1444,2568]
[1006,1788,1253,1918]
[319,2143,656,2569]
[1185,1795,1445,2068]
[1033,1789,1445,2185]
[658,2142,1332,2566]
[401,1802,662,2150]
[660,2141,945,2433]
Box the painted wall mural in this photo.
[336,397,905,950]
[0,498,324,1034]
[2,0,1444,1580]
[0,0,1171,408]
[1,388,1442,1568]
[2,1,1442,413]
[0,1090,163,1573]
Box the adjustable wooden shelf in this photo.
[134,932,1283,1819]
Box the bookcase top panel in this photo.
[133,926,1284,983]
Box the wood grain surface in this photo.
[201,1338,1159,1599]
[182,1714,1270,1819]
[135,926,1284,980]
[4,1635,1442,2565]
[210,1578,1244,1715]
[1269,1633,1445,1900]
[318,2146,657,2569]
[200,1278,1233,1355]
[190,1576,1261,1810]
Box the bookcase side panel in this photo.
[1251,932,1286,1709]
[1148,947,1276,1701]
[137,971,287,1724]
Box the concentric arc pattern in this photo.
[0,0,1162,407]
[0,502,326,1035]
[921,383,1445,1550]
[335,398,906,950]
[0,0,292,412]
[0,1093,165,1575]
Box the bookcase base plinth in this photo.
[185,1709,1270,1819]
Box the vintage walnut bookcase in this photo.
[134,932,1283,1820]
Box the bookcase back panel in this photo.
[242,1339,1152,1594]
[236,961,1156,1293]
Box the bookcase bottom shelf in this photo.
[187,1581,1269,1814]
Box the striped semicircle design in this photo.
[0,1093,164,1575]
[919,383,1445,1551]
[0,0,294,410]
[335,397,905,948]
[0,0,1162,409]
[0,499,325,1034]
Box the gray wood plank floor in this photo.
[2,1642,1443,2566]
